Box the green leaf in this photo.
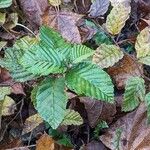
[93,44,124,68]
[0,47,36,82]
[66,62,114,103]
[20,42,66,76]
[70,44,94,64]
[84,20,113,45]
[36,77,68,129]
[61,109,83,126]
[122,77,145,112]
[0,0,12,8]
[94,120,108,139]
[145,92,150,124]
[0,37,38,82]
[0,87,11,101]
[57,135,73,148]
[40,25,67,49]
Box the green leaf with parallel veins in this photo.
[66,62,114,103]
[36,77,68,129]
[20,42,66,76]
[0,0,12,8]
[70,44,94,64]
[145,92,150,124]
[122,77,145,112]
[0,48,36,82]
[93,44,124,68]
[61,109,83,126]
[40,25,68,49]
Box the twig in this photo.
[6,144,36,150]
[16,23,37,37]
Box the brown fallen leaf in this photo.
[82,140,107,150]
[43,9,82,43]
[107,55,143,89]
[100,103,150,150]
[18,0,49,28]
[22,113,43,135]
[0,69,25,95]
[80,97,116,128]
[36,133,71,150]
[36,133,55,150]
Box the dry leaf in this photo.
[49,0,61,6]
[93,44,124,68]
[22,113,43,135]
[2,96,16,116]
[100,103,150,150]
[80,97,116,127]
[135,27,150,65]
[109,0,131,7]
[18,0,48,28]
[89,0,110,18]
[106,4,131,35]
[36,133,55,150]
[43,10,82,43]
[107,55,143,89]
[11,83,25,95]
[83,141,107,150]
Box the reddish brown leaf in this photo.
[80,97,116,128]
[43,10,82,43]
[100,103,150,150]
[107,55,143,89]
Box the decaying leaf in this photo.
[0,41,7,50]
[89,0,110,17]
[135,27,150,65]
[43,10,82,43]
[18,0,48,27]
[93,44,124,68]
[107,55,143,89]
[49,0,61,6]
[109,0,131,7]
[100,103,150,150]
[83,141,107,150]
[36,133,55,150]
[106,4,131,35]
[122,77,145,112]
[0,12,6,25]
[3,13,18,29]
[2,96,16,116]
[61,109,83,126]
[80,97,116,127]
[0,87,11,101]
[22,113,43,134]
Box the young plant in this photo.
[0,26,114,129]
